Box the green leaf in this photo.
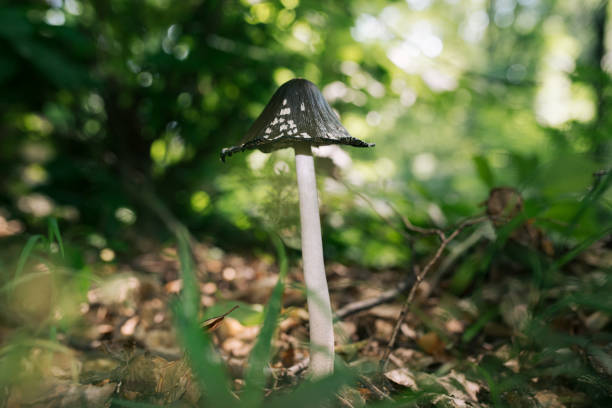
[548,226,612,273]
[15,235,44,281]
[449,253,479,295]
[173,229,234,407]
[241,234,287,408]
[472,155,495,188]
[265,363,356,408]
[564,170,611,236]
[462,307,499,343]
[48,217,65,258]
[0,8,34,40]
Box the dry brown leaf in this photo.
[484,187,554,256]
[120,354,199,404]
[164,279,182,294]
[334,320,357,344]
[279,343,296,367]
[201,305,239,332]
[418,370,484,407]
[120,316,140,336]
[445,318,464,334]
[584,311,610,331]
[417,332,445,357]
[393,348,435,370]
[374,319,394,340]
[484,187,522,220]
[535,391,566,408]
[384,368,417,389]
[400,323,417,339]
[222,338,252,357]
[368,304,403,319]
[442,371,481,402]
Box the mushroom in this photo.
[221,78,374,377]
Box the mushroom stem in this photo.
[294,144,334,377]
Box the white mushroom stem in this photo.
[294,144,334,377]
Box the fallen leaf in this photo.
[445,318,464,334]
[201,305,239,332]
[120,354,199,404]
[279,343,296,367]
[417,332,446,357]
[535,390,566,408]
[369,304,403,319]
[164,279,182,294]
[374,319,394,340]
[120,316,140,336]
[584,311,610,331]
[222,338,252,357]
[384,368,417,389]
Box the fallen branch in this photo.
[336,278,413,320]
[343,184,491,368]
[381,215,488,369]
[359,374,394,401]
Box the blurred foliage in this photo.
[0,0,610,266]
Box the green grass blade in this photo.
[14,234,44,280]
[548,226,612,273]
[173,229,234,407]
[564,170,611,235]
[177,230,198,319]
[462,307,499,343]
[48,217,65,258]
[241,234,287,408]
[472,154,495,188]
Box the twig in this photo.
[336,278,413,319]
[388,201,445,241]
[429,225,489,289]
[336,228,416,320]
[344,183,444,241]
[380,215,488,370]
[343,183,491,369]
[281,357,310,377]
[359,375,394,401]
[346,181,446,242]
[337,393,356,408]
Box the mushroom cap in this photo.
[221,78,374,161]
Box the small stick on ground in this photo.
[342,184,490,369]
[282,357,310,377]
[336,279,413,319]
[337,394,355,408]
[380,215,488,370]
[359,375,394,401]
[337,229,421,319]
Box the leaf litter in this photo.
[1,189,611,407]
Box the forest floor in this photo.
[3,226,611,408]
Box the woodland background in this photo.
[0,0,611,407]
